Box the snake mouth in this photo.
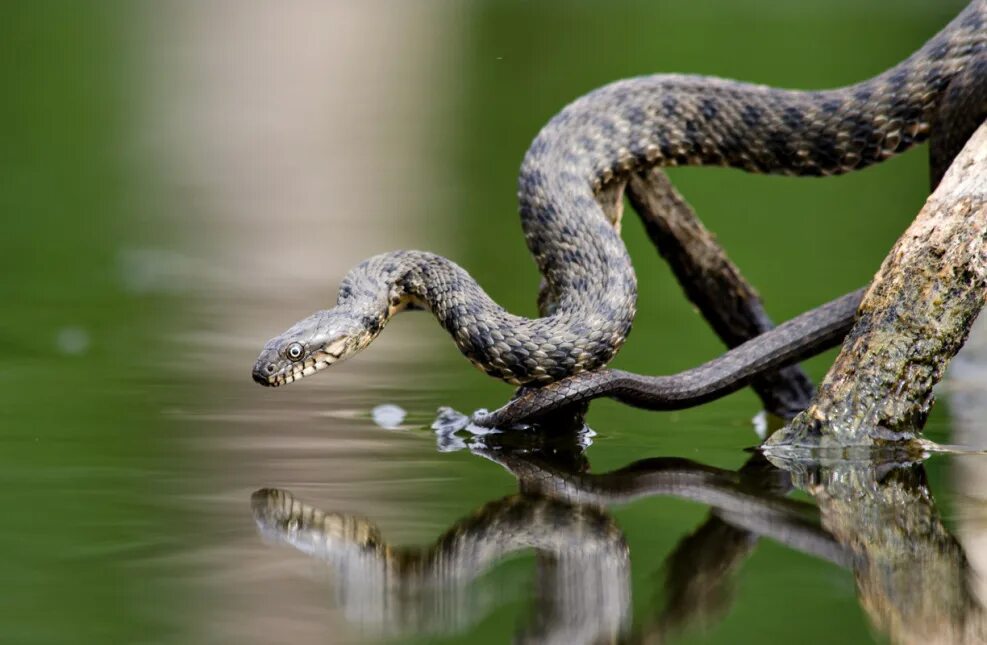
[256,348,343,387]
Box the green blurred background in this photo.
[0,1,970,643]
[1,2,182,643]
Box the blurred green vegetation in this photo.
[0,3,182,642]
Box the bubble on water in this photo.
[431,407,470,452]
[431,406,470,433]
[371,404,406,429]
[430,407,507,453]
[751,410,768,440]
[56,327,90,355]
[463,420,501,436]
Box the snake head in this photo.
[251,308,378,387]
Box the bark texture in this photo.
[768,122,987,448]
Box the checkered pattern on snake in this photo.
[253,2,985,413]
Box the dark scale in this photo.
[661,95,679,117]
[781,106,806,130]
[740,103,764,128]
[253,1,987,417]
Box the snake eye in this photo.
[285,342,304,361]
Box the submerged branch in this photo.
[768,122,987,448]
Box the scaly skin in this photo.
[474,288,865,426]
[253,2,986,422]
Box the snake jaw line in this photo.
[262,347,346,387]
[253,312,370,387]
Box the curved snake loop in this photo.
[253,2,986,426]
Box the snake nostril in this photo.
[265,364,276,374]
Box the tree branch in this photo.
[768,122,987,448]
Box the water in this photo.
[157,337,987,644]
[3,0,983,643]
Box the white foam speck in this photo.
[371,404,406,429]
[431,406,470,434]
[751,410,768,440]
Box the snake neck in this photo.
[338,249,632,385]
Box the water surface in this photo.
[3,1,982,643]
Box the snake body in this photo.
[475,288,865,426]
[253,2,986,421]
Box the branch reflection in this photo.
[766,452,987,644]
[250,428,985,643]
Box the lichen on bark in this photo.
[767,122,987,448]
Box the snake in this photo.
[252,2,986,426]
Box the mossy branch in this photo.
[768,122,987,448]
